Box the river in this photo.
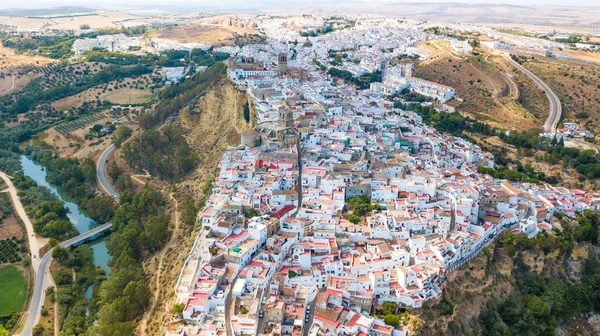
[20,156,111,297]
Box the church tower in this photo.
[278,52,288,74]
[278,106,294,128]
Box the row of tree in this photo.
[139,62,227,129]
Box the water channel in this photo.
[20,156,111,298]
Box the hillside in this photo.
[418,212,600,336]
[520,57,600,134]
[138,82,254,335]
[414,41,546,132]
[148,24,264,47]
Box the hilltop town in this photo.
[1,6,600,336]
[169,16,600,336]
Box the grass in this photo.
[0,266,27,316]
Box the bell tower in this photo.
[278,52,288,74]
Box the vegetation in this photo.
[180,196,198,231]
[0,26,148,59]
[409,103,600,182]
[123,125,198,182]
[11,172,78,239]
[3,64,150,116]
[91,185,168,335]
[375,301,417,329]
[52,245,106,334]
[139,62,227,129]
[300,19,355,37]
[346,196,381,216]
[0,266,27,317]
[0,237,25,265]
[477,225,600,335]
[25,146,117,222]
[328,68,382,89]
[112,125,134,147]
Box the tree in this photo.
[348,214,361,224]
[52,246,69,261]
[91,124,104,133]
[109,161,121,181]
[80,24,91,30]
[84,196,117,223]
[180,196,198,230]
[54,268,73,285]
[112,126,133,147]
[32,324,44,336]
[170,303,185,316]
[384,314,400,327]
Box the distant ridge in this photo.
[0,6,95,17]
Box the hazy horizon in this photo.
[1,0,599,12]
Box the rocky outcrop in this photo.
[177,82,254,200]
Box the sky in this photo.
[1,0,598,11]
[0,0,600,9]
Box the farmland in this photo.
[0,237,24,265]
[0,266,27,316]
[55,112,107,136]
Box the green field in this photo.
[0,266,26,316]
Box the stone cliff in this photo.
[177,82,254,200]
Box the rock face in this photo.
[177,82,254,200]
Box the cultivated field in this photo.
[52,83,153,111]
[43,110,138,159]
[0,45,53,70]
[0,10,138,30]
[148,24,262,46]
[0,266,27,316]
[0,216,23,243]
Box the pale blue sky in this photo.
[1,0,598,11]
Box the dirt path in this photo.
[0,171,40,269]
[138,193,180,336]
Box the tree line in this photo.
[25,146,117,223]
[410,103,600,182]
[139,61,227,129]
[89,185,169,335]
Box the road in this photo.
[0,171,40,269]
[20,223,112,335]
[97,144,119,201]
[502,54,562,134]
[20,146,121,336]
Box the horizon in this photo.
[1,0,599,12]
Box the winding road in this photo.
[98,144,120,201]
[19,145,120,336]
[502,54,562,133]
